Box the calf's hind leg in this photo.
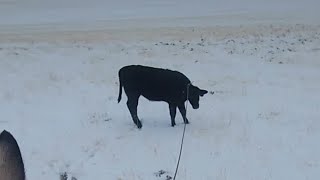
[126,93,142,128]
[169,103,177,127]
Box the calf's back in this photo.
[119,65,190,102]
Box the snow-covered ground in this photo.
[1,1,320,180]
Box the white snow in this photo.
[0,0,320,180]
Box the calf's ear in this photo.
[199,89,208,97]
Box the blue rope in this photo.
[173,83,190,180]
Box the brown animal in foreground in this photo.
[0,130,25,180]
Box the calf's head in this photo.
[187,85,208,109]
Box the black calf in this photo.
[118,65,208,128]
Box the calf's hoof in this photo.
[171,123,176,127]
[136,121,142,129]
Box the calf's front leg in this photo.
[178,103,189,124]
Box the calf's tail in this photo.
[117,70,123,103]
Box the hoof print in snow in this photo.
[60,172,77,180]
[197,42,204,46]
[104,118,112,122]
[154,170,172,180]
[154,170,169,177]
[60,172,68,180]
[158,42,176,46]
[88,112,111,124]
[159,42,169,46]
[209,91,215,95]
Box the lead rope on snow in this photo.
[173,83,191,180]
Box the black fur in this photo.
[118,65,208,128]
[0,130,25,180]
